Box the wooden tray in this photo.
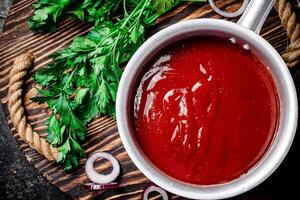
[0,0,292,199]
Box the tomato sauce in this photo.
[133,37,279,185]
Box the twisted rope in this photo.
[8,52,58,161]
[7,1,300,162]
[277,0,300,68]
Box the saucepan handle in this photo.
[237,0,276,34]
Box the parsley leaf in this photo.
[75,88,89,104]
[46,114,62,146]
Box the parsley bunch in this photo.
[31,0,199,170]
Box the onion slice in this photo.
[142,183,169,200]
[85,152,120,184]
[82,183,119,190]
[209,0,249,18]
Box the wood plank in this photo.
[0,0,293,199]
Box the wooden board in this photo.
[0,0,293,199]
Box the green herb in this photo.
[32,0,207,170]
[28,0,123,32]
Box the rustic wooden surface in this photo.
[0,0,297,199]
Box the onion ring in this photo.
[142,183,169,200]
[208,0,249,18]
[85,152,120,184]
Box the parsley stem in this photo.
[63,67,77,91]
[120,0,145,29]
[123,0,128,17]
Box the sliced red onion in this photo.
[142,183,169,200]
[85,152,120,184]
[209,0,249,18]
[82,182,119,190]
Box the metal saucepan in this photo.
[116,0,298,199]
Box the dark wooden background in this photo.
[0,0,299,199]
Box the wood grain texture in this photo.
[0,0,291,199]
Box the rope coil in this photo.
[8,52,58,161]
[276,0,300,68]
[7,0,300,162]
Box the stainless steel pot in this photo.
[116,1,298,199]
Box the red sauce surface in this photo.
[133,37,279,185]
